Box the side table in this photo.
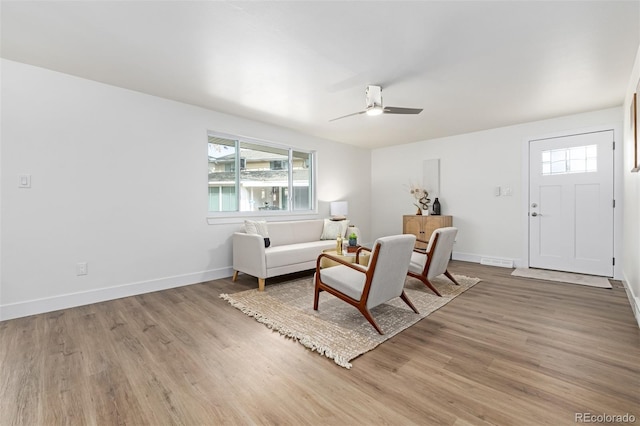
[319,249,370,269]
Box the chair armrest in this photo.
[233,232,267,278]
[316,253,367,274]
[355,246,372,264]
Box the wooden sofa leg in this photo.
[258,278,265,292]
[232,271,239,282]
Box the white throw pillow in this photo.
[320,219,350,240]
[244,220,271,247]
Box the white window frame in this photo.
[206,131,317,220]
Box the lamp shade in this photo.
[330,201,349,217]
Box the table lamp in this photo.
[330,201,348,221]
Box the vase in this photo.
[432,198,441,215]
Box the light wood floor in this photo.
[1,261,638,425]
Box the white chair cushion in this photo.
[426,227,458,279]
[409,251,427,274]
[366,235,416,308]
[318,264,367,301]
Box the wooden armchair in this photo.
[408,227,459,296]
[314,234,418,335]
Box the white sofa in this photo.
[232,219,350,291]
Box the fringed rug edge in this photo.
[219,293,353,368]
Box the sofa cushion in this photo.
[320,219,350,240]
[268,220,325,247]
[244,219,271,247]
[265,240,335,269]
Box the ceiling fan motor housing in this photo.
[365,85,383,109]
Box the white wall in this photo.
[0,59,371,320]
[3,56,636,323]
[371,107,623,272]
[622,43,640,325]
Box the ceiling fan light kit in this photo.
[330,85,423,122]
[366,105,384,116]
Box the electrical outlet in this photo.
[76,262,88,276]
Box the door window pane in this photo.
[542,144,597,176]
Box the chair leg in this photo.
[400,291,419,314]
[258,278,265,292]
[232,270,239,282]
[420,276,442,297]
[359,307,384,335]
[313,276,321,310]
[408,272,442,297]
[444,270,460,286]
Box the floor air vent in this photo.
[480,258,514,268]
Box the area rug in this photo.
[511,268,612,289]
[220,274,480,369]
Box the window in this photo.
[208,133,315,213]
[270,160,286,170]
[542,145,597,176]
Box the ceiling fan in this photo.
[329,85,423,122]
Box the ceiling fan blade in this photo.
[383,106,423,115]
[329,110,366,122]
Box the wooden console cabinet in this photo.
[403,215,453,249]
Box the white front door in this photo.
[529,130,614,277]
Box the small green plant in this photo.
[349,232,357,239]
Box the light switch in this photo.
[18,175,31,188]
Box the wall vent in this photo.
[480,258,514,268]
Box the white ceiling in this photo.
[2,1,639,149]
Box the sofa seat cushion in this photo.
[265,240,336,269]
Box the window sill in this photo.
[206,210,319,225]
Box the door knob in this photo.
[531,212,539,217]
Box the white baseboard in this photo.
[0,266,234,321]
[621,274,640,328]
[452,251,523,268]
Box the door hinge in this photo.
[613,199,616,208]
[613,141,616,150]
[613,257,615,266]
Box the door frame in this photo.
[520,123,624,280]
